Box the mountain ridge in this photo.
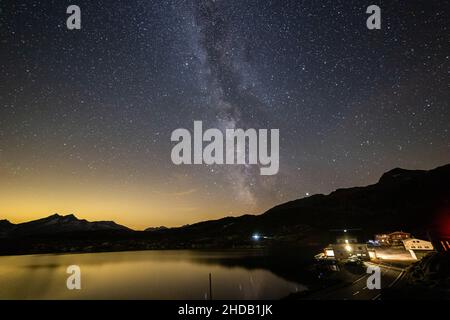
[0,213,130,238]
[162,163,449,244]
[0,163,448,254]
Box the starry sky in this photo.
[0,0,449,229]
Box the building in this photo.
[323,242,370,261]
[319,228,369,261]
[375,233,390,245]
[336,235,358,244]
[402,238,434,260]
[375,231,411,246]
[389,231,411,245]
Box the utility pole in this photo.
[209,273,213,300]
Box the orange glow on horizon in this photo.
[0,164,262,230]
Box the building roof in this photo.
[388,231,411,235]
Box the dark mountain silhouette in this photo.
[0,163,448,255]
[0,213,130,238]
[160,163,449,244]
[144,226,168,232]
[0,219,15,237]
[259,164,450,237]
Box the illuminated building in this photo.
[375,231,411,246]
[402,238,434,260]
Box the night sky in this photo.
[0,0,449,229]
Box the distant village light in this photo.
[252,233,261,241]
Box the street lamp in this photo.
[252,233,261,241]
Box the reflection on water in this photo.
[0,250,306,299]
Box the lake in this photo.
[0,250,307,299]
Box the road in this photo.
[306,262,405,300]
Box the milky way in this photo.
[189,0,275,205]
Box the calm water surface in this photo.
[0,250,306,299]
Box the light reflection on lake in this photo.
[0,250,306,299]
